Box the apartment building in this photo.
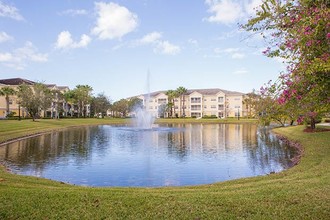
[0,78,71,118]
[134,88,247,118]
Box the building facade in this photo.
[0,78,72,118]
[134,88,247,118]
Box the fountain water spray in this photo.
[134,70,155,129]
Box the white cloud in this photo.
[59,9,88,16]
[233,68,248,75]
[92,2,138,40]
[0,41,48,70]
[188,38,198,46]
[55,31,91,50]
[139,32,162,44]
[204,0,262,25]
[205,0,242,25]
[245,0,262,16]
[232,53,245,59]
[154,41,181,55]
[214,47,245,59]
[14,42,48,62]
[0,31,13,43]
[135,32,181,55]
[0,52,13,62]
[0,1,24,20]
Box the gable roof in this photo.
[142,88,245,97]
[0,78,35,85]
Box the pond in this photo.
[0,124,295,187]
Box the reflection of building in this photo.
[0,78,72,118]
[133,89,247,118]
[148,124,258,155]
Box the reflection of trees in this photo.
[246,127,295,174]
[0,124,296,180]
[166,131,187,160]
[0,126,101,172]
[89,126,110,157]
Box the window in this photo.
[218,97,224,103]
[218,112,224,118]
[234,98,241,101]
[211,105,216,109]
[204,99,207,101]
[235,106,241,108]
[158,98,167,104]
[235,112,241,117]
[218,104,224,110]
[204,105,207,109]
[191,105,201,111]
[191,112,201,117]
[149,106,153,109]
[9,99,13,105]
[191,97,201,103]
[211,98,216,101]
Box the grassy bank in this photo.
[0,119,329,219]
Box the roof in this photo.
[139,88,245,98]
[0,78,35,85]
[45,84,57,88]
[57,86,69,90]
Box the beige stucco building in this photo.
[0,78,70,118]
[134,88,247,118]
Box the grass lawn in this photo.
[0,118,329,219]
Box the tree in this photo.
[91,93,112,118]
[0,86,16,117]
[70,85,93,117]
[243,0,330,129]
[53,90,70,117]
[166,90,178,118]
[128,97,143,113]
[63,90,76,117]
[112,99,129,117]
[176,86,188,117]
[243,91,259,119]
[17,83,52,121]
[158,103,167,118]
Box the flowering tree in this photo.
[243,0,330,129]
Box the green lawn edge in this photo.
[0,119,329,219]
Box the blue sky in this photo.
[0,0,285,101]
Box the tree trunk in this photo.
[5,96,10,117]
[179,96,182,117]
[310,116,316,130]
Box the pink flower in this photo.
[297,116,304,124]
[277,97,286,105]
[327,33,330,39]
[307,112,317,118]
[286,81,293,86]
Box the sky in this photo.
[0,0,285,101]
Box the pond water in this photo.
[0,124,295,187]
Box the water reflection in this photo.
[0,124,295,187]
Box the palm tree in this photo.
[0,86,16,117]
[166,90,177,118]
[176,86,187,117]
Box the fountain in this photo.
[132,70,155,129]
